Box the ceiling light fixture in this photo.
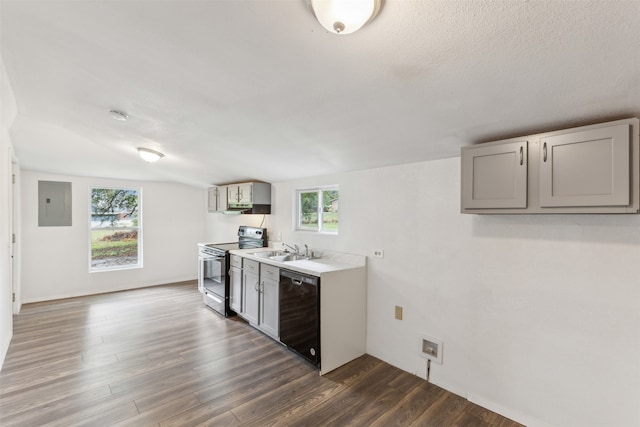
[310,0,382,35]
[137,147,165,163]
[109,109,128,121]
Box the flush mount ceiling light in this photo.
[137,147,165,163]
[310,0,382,35]
[109,109,128,121]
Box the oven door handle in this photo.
[199,255,224,261]
[205,292,223,303]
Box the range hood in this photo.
[223,203,271,215]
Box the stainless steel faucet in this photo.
[282,242,299,255]
[304,244,309,257]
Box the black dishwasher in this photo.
[279,269,320,367]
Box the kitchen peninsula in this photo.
[230,248,367,375]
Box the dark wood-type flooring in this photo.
[0,282,523,426]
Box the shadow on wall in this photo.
[471,214,640,246]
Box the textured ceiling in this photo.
[1,0,639,188]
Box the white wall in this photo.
[0,55,18,370]
[204,208,270,244]
[269,158,640,427]
[21,171,206,302]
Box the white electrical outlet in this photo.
[394,305,403,320]
[373,249,384,258]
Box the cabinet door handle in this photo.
[255,281,259,291]
[519,146,524,165]
[260,281,264,293]
[543,142,547,162]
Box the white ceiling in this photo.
[1,0,639,188]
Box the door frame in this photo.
[10,149,20,314]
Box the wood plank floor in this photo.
[0,282,523,427]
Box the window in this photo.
[297,186,339,233]
[90,187,141,271]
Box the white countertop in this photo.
[229,247,366,277]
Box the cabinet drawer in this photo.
[261,263,280,280]
[230,255,242,268]
[243,258,259,273]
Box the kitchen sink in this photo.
[269,254,308,262]
[250,251,309,262]
[251,250,288,258]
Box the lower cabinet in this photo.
[259,264,279,339]
[234,259,279,339]
[229,255,243,313]
[241,259,260,325]
[229,265,242,313]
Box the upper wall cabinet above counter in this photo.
[208,186,228,213]
[208,182,271,214]
[461,118,640,214]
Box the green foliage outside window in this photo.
[90,188,141,271]
[298,187,338,233]
[300,191,319,229]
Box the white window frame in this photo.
[89,186,143,272]
[296,186,339,234]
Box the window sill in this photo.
[89,263,143,273]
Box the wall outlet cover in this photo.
[420,334,443,364]
[394,305,403,320]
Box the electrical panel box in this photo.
[38,181,72,226]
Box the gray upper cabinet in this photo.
[461,118,639,214]
[228,183,251,205]
[461,141,528,209]
[539,124,630,208]
[207,186,228,213]
[210,182,271,214]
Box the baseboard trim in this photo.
[468,392,551,427]
[21,279,198,305]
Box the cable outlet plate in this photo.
[420,335,443,364]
